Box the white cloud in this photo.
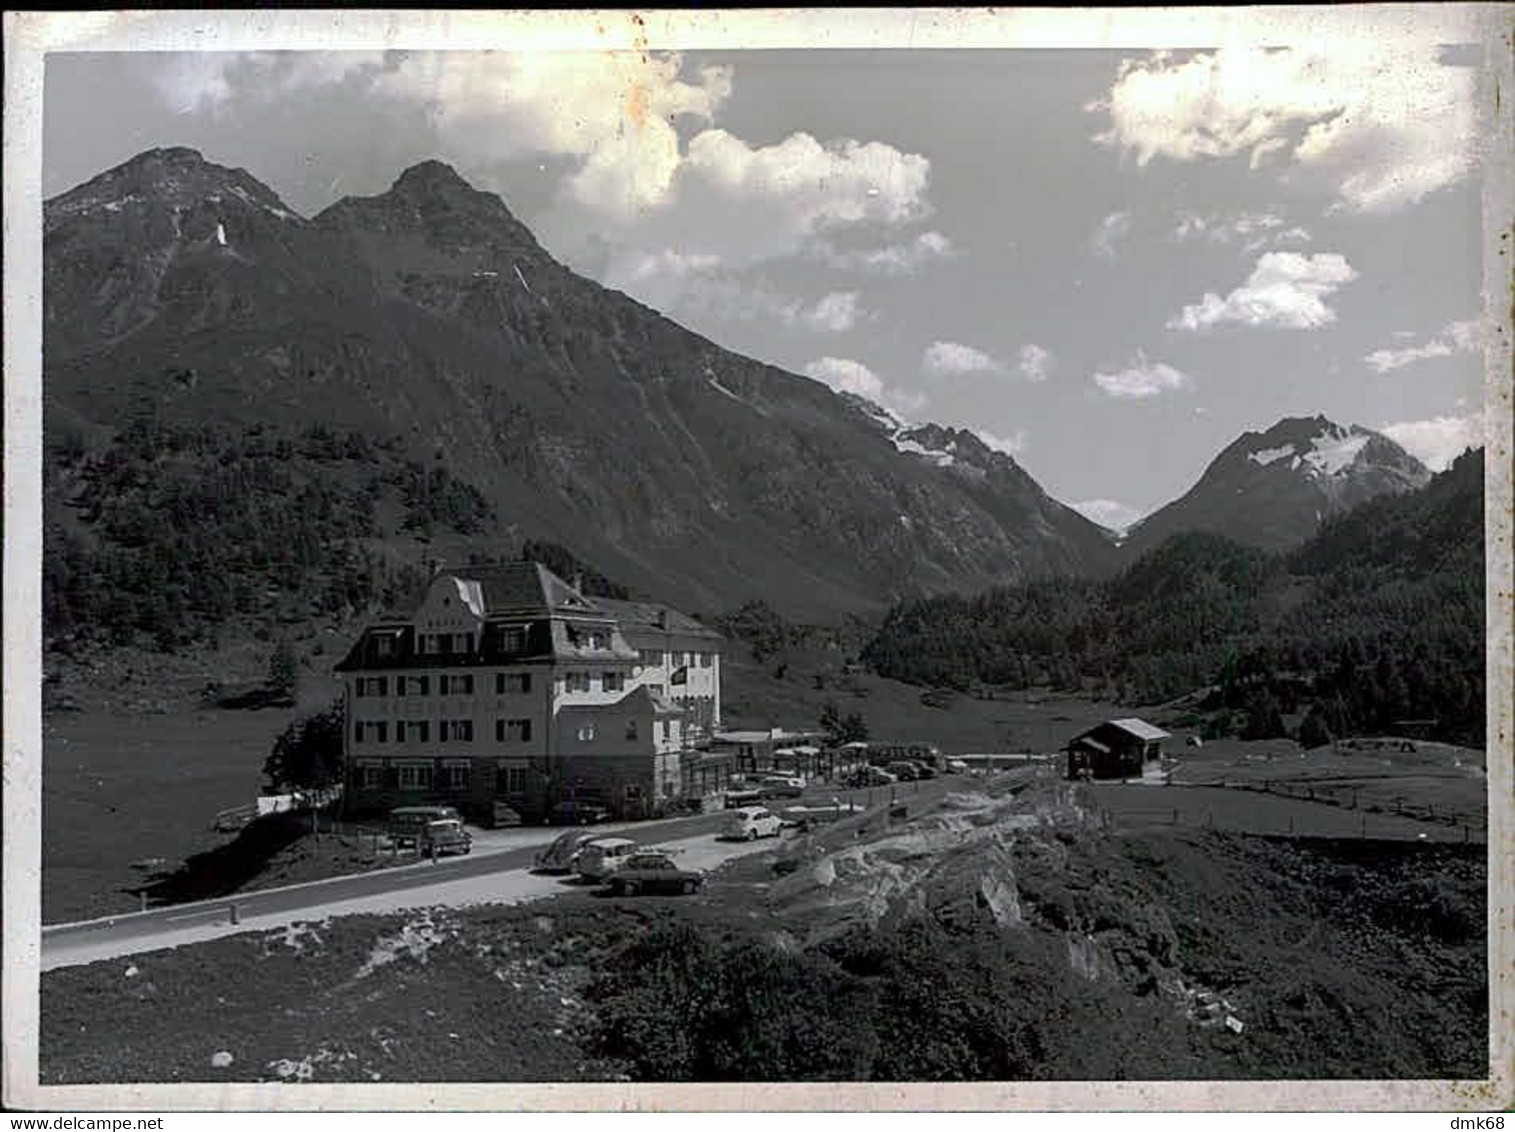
[790,291,864,333]
[802,357,925,417]
[1364,318,1485,373]
[1378,412,1484,470]
[1168,252,1358,332]
[1018,344,1053,383]
[923,340,1002,378]
[152,51,933,274]
[1092,352,1191,399]
[1091,45,1477,213]
[1174,211,1312,253]
[1091,210,1132,260]
[974,428,1028,457]
[606,256,867,333]
[1070,499,1146,533]
[815,230,956,275]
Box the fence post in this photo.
[1172,807,1178,825]
[1463,824,1470,844]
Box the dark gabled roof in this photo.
[595,597,723,643]
[449,561,605,619]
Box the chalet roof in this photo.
[595,597,723,643]
[1068,717,1170,746]
[446,561,607,620]
[1108,718,1171,741]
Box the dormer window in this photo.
[499,626,527,654]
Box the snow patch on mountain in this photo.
[1247,444,1295,467]
[894,435,957,467]
[1301,432,1370,477]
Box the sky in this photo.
[42,36,1492,529]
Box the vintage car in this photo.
[757,774,806,799]
[535,830,602,874]
[605,851,705,896]
[721,805,784,841]
[419,817,472,857]
[576,836,639,882]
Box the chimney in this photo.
[571,571,584,594]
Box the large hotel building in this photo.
[334,561,727,820]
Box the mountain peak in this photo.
[46,146,302,225]
[391,159,478,196]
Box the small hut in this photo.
[1065,718,1170,780]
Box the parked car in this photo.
[606,851,705,896]
[576,836,639,882]
[909,760,937,780]
[722,805,784,841]
[886,760,921,781]
[944,758,971,775]
[549,800,611,826]
[388,806,463,847]
[724,786,765,809]
[849,765,898,788]
[758,774,805,799]
[420,817,472,857]
[535,830,601,874]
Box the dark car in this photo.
[910,761,937,780]
[606,851,705,896]
[548,800,611,826]
[886,760,921,781]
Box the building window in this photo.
[498,626,527,654]
[398,763,432,790]
[639,649,661,666]
[698,652,712,669]
[358,763,382,789]
[396,720,431,743]
[496,764,528,794]
[439,719,474,743]
[658,720,670,741]
[603,671,625,693]
[446,763,470,790]
[625,719,639,741]
[440,674,475,695]
[374,635,395,658]
[461,632,475,653]
[398,674,430,697]
[356,676,388,698]
[576,725,596,742]
[496,718,532,743]
[496,672,531,695]
[354,721,389,744]
[565,672,591,694]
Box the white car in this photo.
[575,837,639,882]
[722,805,784,841]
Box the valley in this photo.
[30,141,1495,1090]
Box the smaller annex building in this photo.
[1065,718,1170,780]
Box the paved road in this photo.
[40,773,982,970]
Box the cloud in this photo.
[1174,211,1312,253]
[790,291,864,333]
[1378,412,1484,470]
[802,357,926,417]
[974,428,1028,457]
[150,51,933,275]
[1168,252,1357,331]
[1070,499,1146,533]
[1091,45,1477,213]
[1018,344,1053,383]
[814,230,956,275]
[923,340,1002,378]
[1364,318,1485,373]
[1091,210,1132,260]
[1092,352,1191,398]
